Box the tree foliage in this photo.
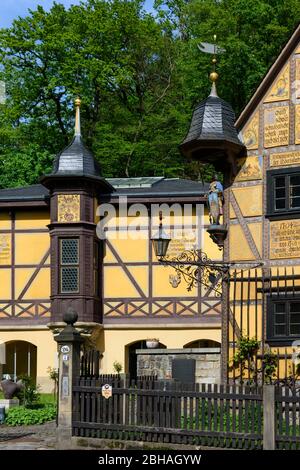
[0,0,299,188]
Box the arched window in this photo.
[183,339,220,349]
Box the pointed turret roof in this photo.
[51,97,101,177]
[180,66,245,168]
[41,97,113,192]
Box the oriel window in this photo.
[59,238,79,293]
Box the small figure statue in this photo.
[0,379,23,399]
[208,175,224,225]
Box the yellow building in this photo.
[3,24,300,391]
[0,100,222,391]
[180,24,300,382]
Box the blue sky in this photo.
[0,0,155,28]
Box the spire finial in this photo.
[209,34,219,97]
[74,96,81,136]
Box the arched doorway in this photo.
[126,340,166,379]
[2,341,37,384]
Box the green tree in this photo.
[0,0,299,187]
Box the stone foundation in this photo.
[136,348,220,384]
[0,399,19,410]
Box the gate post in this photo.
[263,385,275,450]
[54,308,84,449]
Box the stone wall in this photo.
[136,348,220,384]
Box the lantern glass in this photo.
[151,229,171,258]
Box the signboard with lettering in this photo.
[270,150,300,167]
[0,235,11,265]
[166,231,199,259]
[264,106,289,148]
[270,220,300,259]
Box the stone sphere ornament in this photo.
[63,307,78,326]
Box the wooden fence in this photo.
[276,386,300,449]
[72,379,264,449]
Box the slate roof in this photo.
[0,178,209,202]
[51,135,101,177]
[0,184,49,201]
[107,178,209,197]
[181,94,242,148]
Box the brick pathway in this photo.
[0,421,56,450]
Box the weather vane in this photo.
[197,34,225,56]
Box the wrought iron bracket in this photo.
[158,250,230,294]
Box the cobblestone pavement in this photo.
[0,421,56,450]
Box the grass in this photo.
[0,390,55,405]
[39,393,56,405]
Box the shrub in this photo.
[5,404,56,426]
[17,374,40,408]
[113,361,122,374]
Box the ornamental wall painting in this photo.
[57,194,81,223]
[235,155,263,182]
[242,112,259,150]
[264,63,290,103]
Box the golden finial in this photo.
[209,35,218,96]
[74,96,81,136]
[210,71,219,83]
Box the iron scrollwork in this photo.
[160,249,229,295]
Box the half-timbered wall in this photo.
[0,210,51,322]
[102,206,222,324]
[227,32,300,377]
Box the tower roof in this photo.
[181,94,242,148]
[52,134,101,177]
[41,97,113,193]
[180,62,245,166]
[51,97,101,178]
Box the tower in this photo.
[41,98,113,324]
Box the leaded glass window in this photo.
[60,238,79,293]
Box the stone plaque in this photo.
[270,220,300,259]
[0,234,11,264]
[270,150,300,167]
[243,112,259,150]
[295,104,300,144]
[236,155,262,181]
[264,106,289,148]
[57,194,80,222]
[264,63,289,103]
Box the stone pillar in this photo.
[54,307,84,449]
